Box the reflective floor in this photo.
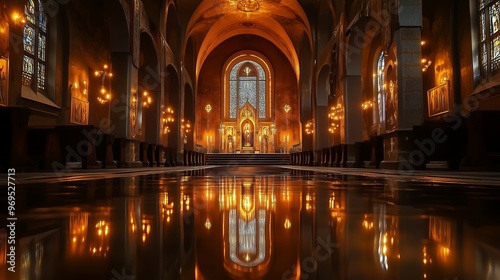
[2,166,500,280]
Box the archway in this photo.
[166,3,181,64]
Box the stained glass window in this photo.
[38,0,47,32]
[25,0,35,24]
[38,34,46,61]
[376,52,386,124]
[23,0,47,92]
[479,0,500,77]
[228,59,268,119]
[23,26,35,55]
[37,63,45,90]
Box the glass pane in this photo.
[255,63,265,80]
[230,62,244,80]
[230,81,237,118]
[38,34,46,61]
[38,0,47,32]
[377,53,385,123]
[229,59,267,118]
[23,56,34,86]
[491,36,500,72]
[38,63,46,91]
[481,43,488,75]
[23,56,34,75]
[489,2,500,35]
[238,78,257,109]
[25,0,36,25]
[258,82,266,118]
[481,11,487,42]
[23,25,35,55]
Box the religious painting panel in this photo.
[70,97,89,125]
[427,81,450,117]
[385,64,398,133]
[0,58,8,106]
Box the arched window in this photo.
[228,60,266,119]
[22,0,47,93]
[376,52,386,124]
[479,0,500,78]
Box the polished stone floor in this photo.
[1,166,500,280]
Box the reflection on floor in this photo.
[1,166,500,280]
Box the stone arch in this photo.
[166,3,181,65]
[317,1,336,55]
[183,37,196,85]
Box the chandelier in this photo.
[237,0,260,12]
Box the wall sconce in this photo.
[95,64,112,104]
[421,58,432,72]
[205,104,212,113]
[362,100,373,110]
[162,106,174,135]
[328,104,342,134]
[181,119,191,134]
[142,91,152,108]
[11,11,25,26]
[283,104,291,114]
[304,120,314,135]
[237,0,260,12]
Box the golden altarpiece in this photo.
[219,54,276,154]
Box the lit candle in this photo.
[206,135,209,147]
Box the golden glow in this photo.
[12,11,26,25]
[362,100,373,110]
[283,104,291,113]
[205,218,212,229]
[304,120,314,135]
[95,64,113,104]
[284,218,291,229]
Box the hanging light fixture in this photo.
[237,0,260,12]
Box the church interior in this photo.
[1,0,499,171]
[1,0,500,279]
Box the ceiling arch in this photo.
[184,0,312,82]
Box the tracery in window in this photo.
[22,0,47,92]
[228,60,267,119]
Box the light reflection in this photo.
[69,213,88,255]
[221,176,275,278]
[161,192,174,223]
[89,210,111,257]
[284,218,291,229]
[374,204,399,271]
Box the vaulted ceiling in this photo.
[180,0,313,79]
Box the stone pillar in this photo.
[380,0,424,170]
[344,76,363,145]
[315,105,330,149]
